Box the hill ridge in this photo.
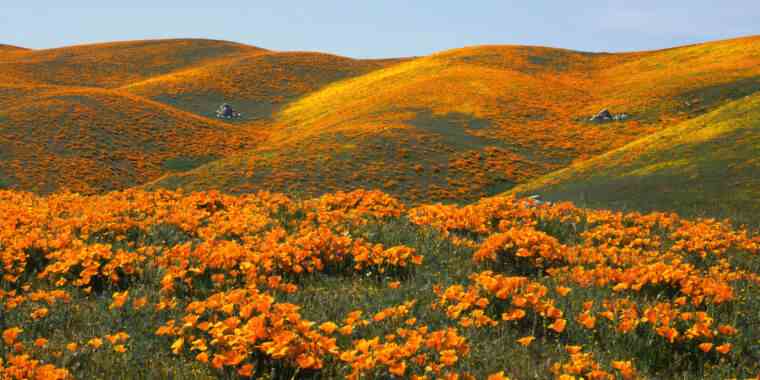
[0,38,264,88]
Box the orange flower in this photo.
[555,286,572,296]
[109,291,129,310]
[388,281,401,289]
[612,360,636,379]
[237,364,254,377]
[656,326,679,343]
[34,338,48,348]
[389,361,407,376]
[88,338,103,349]
[66,342,78,352]
[439,349,458,366]
[717,325,737,335]
[715,343,732,354]
[487,371,510,380]
[105,334,119,344]
[196,352,209,363]
[698,342,713,352]
[113,344,127,353]
[30,307,49,320]
[2,327,22,345]
[501,309,526,321]
[577,313,596,329]
[132,296,149,310]
[296,354,317,369]
[549,318,567,333]
[517,336,535,347]
[319,321,338,334]
[171,338,184,354]
[338,324,354,335]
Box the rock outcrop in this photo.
[216,103,241,119]
[589,108,629,123]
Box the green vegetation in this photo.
[513,92,760,228]
[161,155,219,172]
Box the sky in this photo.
[1,1,758,58]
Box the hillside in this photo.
[0,87,266,194]
[122,52,405,120]
[149,36,760,203]
[0,39,400,194]
[2,36,760,204]
[0,44,28,54]
[512,92,760,227]
[0,39,262,88]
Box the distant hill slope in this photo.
[122,51,404,120]
[511,92,760,227]
[0,39,399,194]
[149,36,760,203]
[0,87,266,193]
[0,44,28,53]
[0,39,262,88]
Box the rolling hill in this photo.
[122,51,406,120]
[0,39,399,194]
[2,36,760,207]
[511,91,760,227]
[0,43,28,54]
[0,87,266,193]
[0,38,263,88]
[149,36,760,203]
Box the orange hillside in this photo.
[122,51,405,120]
[0,38,263,88]
[0,44,28,54]
[150,36,760,202]
[0,87,267,194]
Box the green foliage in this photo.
[515,92,760,229]
[161,155,219,172]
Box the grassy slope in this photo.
[149,36,760,203]
[0,44,29,54]
[512,92,760,227]
[0,45,32,85]
[0,39,262,88]
[0,39,399,194]
[0,87,267,194]
[122,51,406,120]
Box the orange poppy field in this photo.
[1,189,758,379]
[1,37,759,379]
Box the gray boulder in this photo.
[589,108,613,122]
[216,103,241,119]
[590,109,629,123]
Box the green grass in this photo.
[161,155,220,172]
[513,92,760,229]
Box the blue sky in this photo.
[1,1,758,58]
